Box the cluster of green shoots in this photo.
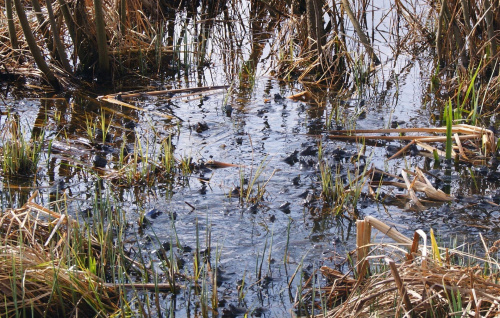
[1,116,44,176]
[234,158,276,204]
[111,134,193,187]
[317,141,367,215]
[441,62,494,161]
[85,111,113,145]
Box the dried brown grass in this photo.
[0,192,120,317]
[324,251,500,317]
[304,233,500,317]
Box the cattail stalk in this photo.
[13,0,61,89]
[5,0,19,51]
[94,0,110,74]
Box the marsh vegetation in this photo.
[1,0,500,316]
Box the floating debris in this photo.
[329,124,495,163]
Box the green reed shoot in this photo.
[448,288,462,318]
[180,155,193,176]
[238,271,246,303]
[244,157,268,203]
[284,218,291,267]
[459,61,482,114]
[257,236,269,283]
[161,136,175,174]
[1,118,44,176]
[85,113,97,144]
[100,110,113,144]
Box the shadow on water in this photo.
[2,0,500,316]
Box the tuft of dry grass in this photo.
[0,192,120,317]
[300,217,500,317]
[322,251,500,317]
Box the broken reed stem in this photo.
[103,283,182,291]
[484,0,497,57]
[101,85,230,100]
[364,216,412,246]
[407,232,420,262]
[401,170,425,210]
[356,219,371,278]
[387,140,416,160]
[330,124,493,135]
[328,134,479,142]
[387,258,414,316]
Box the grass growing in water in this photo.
[0,193,122,317]
[318,141,368,215]
[1,117,44,176]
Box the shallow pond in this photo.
[2,1,500,316]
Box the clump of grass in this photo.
[85,113,97,144]
[99,110,113,144]
[161,135,175,174]
[317,141,367,215]
[318,159,344,210]
[301,223,500,317]
[1,116,44,176]
[0,193,120,317]
[235,158,276,204]
[106,135,188,186]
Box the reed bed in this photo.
[2,0,499,113]
[395,0,500,112]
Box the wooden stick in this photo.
[100,96,174,120]
[341,0,380,65]
[387,140,416,160]
[286,91,311,101]
[331,124,492,135]
[103,283,181,291]
[454,133,469,160]
[108,85,229,100]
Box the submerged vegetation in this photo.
[2,0,500,317]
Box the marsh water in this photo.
[2,2,500,317]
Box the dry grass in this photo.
[0,192,120,317]
[323,253,500,317]
[302,224,500,317]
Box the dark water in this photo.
[2,1,500,316]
